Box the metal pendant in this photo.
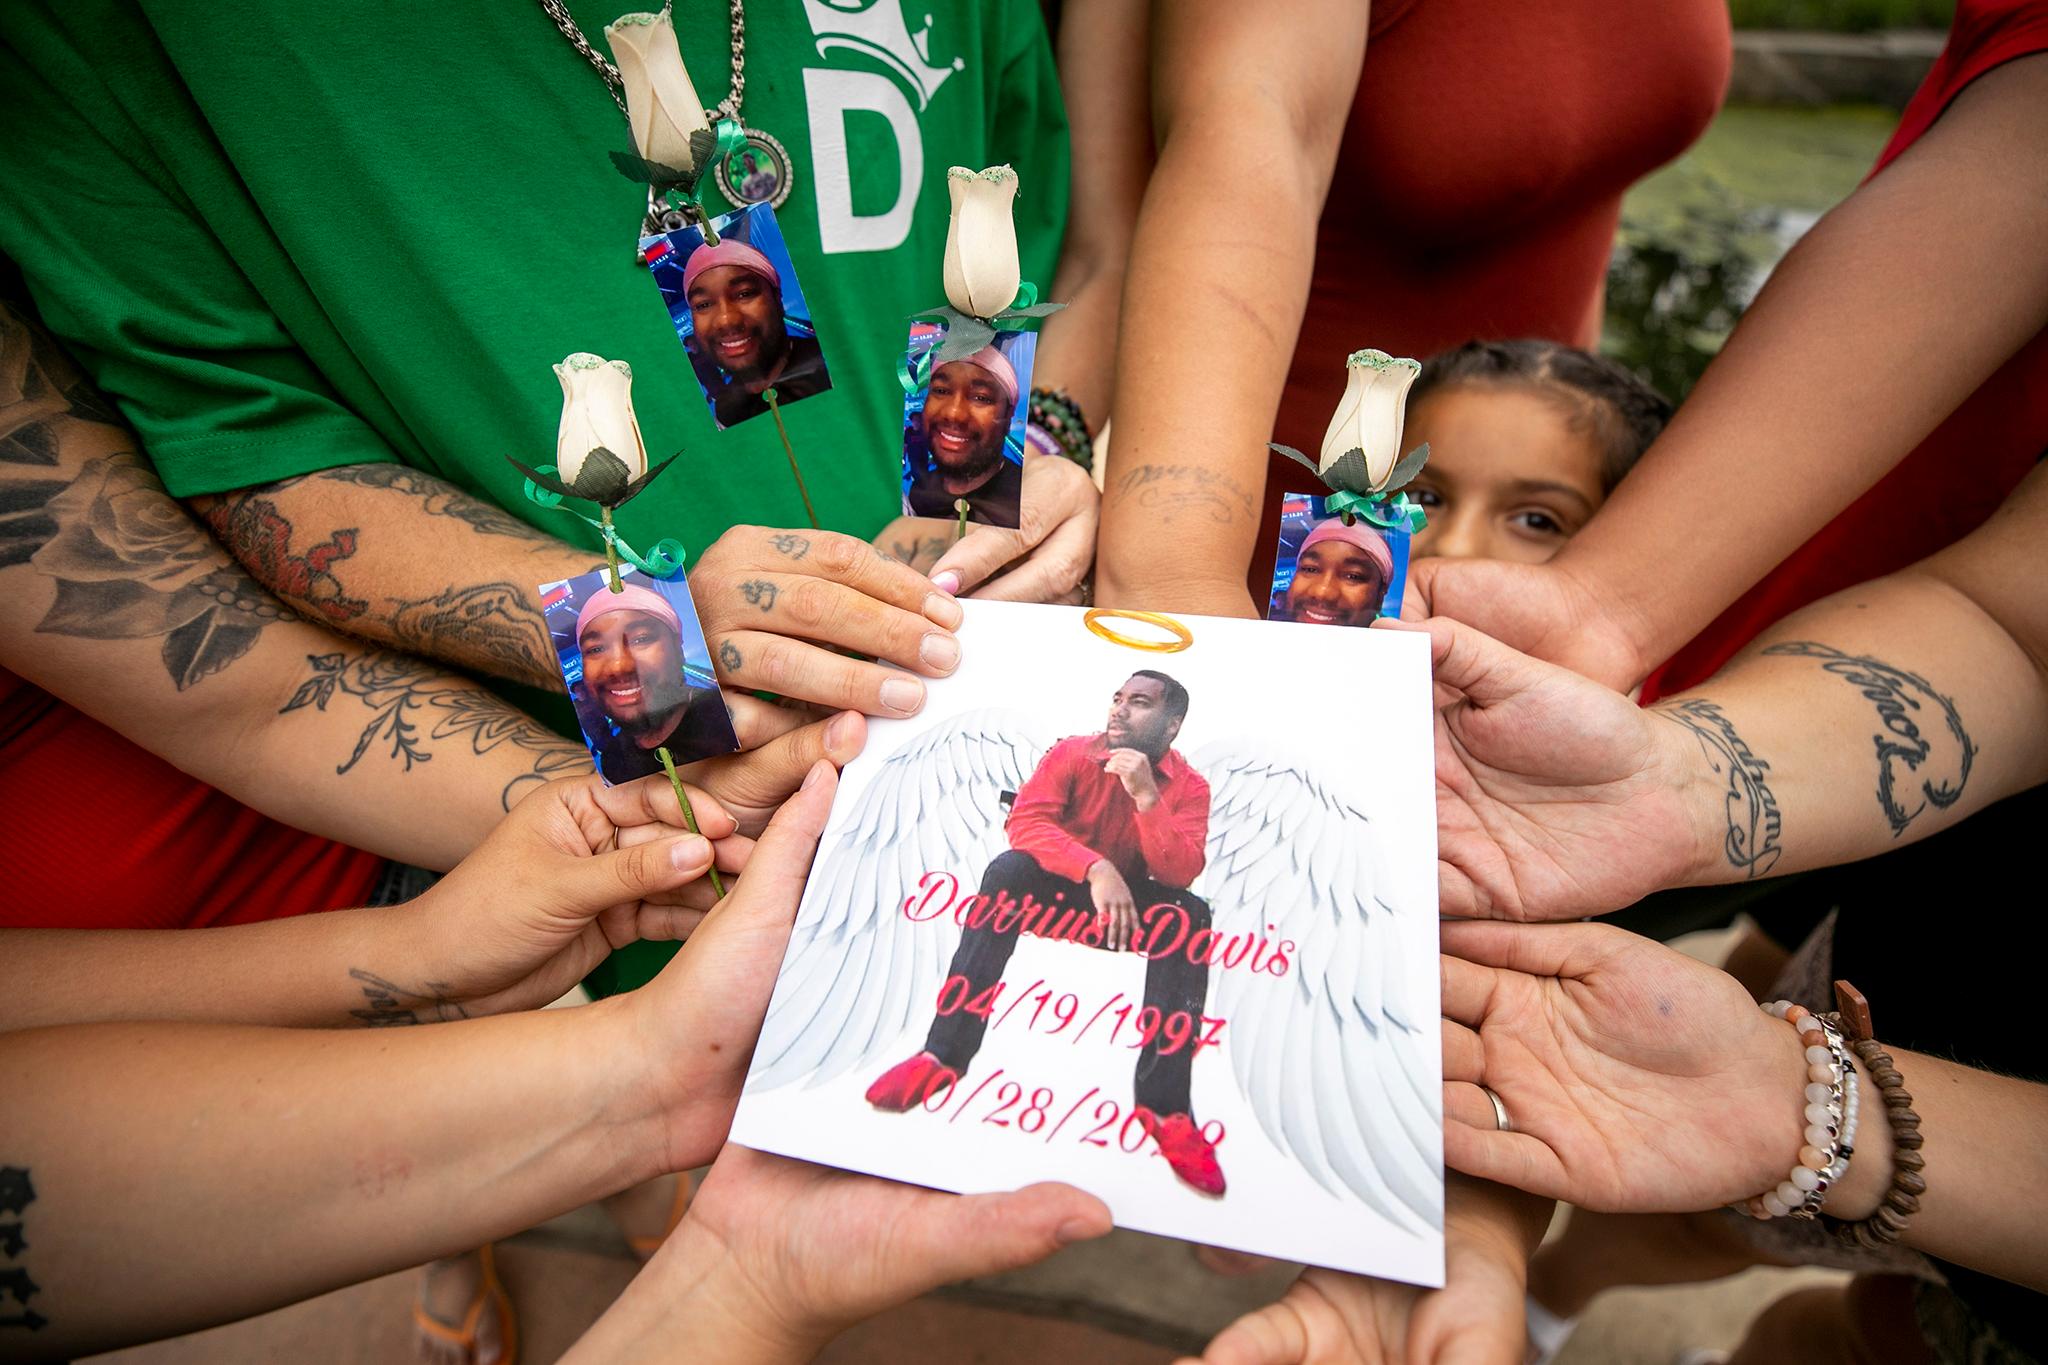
[712,126,795,210]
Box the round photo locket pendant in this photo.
[714,128,795,210]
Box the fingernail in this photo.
[1055,1218,1097,1246]
[824,710,855,751]
[931,570,962,596]
[919,631,961,673]
[922,589,964,628]
[669,835,710,871]
[879,676,924,715]
[801,759,827,792]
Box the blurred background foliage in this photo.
[1729,0,1953,30]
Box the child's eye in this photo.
[1411,486,1443,509]
[1510,510,1567,537]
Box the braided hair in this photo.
[1411,340,1672,493]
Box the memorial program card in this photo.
[731,601,1444,1285]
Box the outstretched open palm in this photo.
[1437,920,1807,1213]
[1409,618,1707,920]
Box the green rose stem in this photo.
[954,497,969,542]
[761,387,819,530]
[656,745,725,899]
[599,504,623,593]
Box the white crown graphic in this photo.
[802,0,964,109]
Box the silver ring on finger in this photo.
[1479,1084,1512,1133]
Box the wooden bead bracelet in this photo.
[1820,980,1927,1249]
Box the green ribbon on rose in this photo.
[1326,488,1427,535]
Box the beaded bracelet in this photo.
[1742,1000,1855,1220]
[1027,386,1093,471]
[1819,982,1928,1249]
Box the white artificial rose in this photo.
[941,165,1022,319]
[555,353,648,486]
[606,12,711,173]
[1319,350,1423,491]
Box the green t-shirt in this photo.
[0,0,1065,528]
[0,1,1068,992]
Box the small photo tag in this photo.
[539,566,740,783]
[899,321,1035,530]
[643,202,832,431]
[1267,491,1410,627]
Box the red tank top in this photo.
[1641,0,2048,699]
[1252,0,1733,593]
[0,668,384,929]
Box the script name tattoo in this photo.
[768,532,809,560]
[1112,463,1255,525]
[1656,698,1784,877]
[738,579,779,611]
[717,639,743,673]
[347,968,471,1027]
[0,1166,44,1333]
[1761,641,1976,836]
[281,650,588,809]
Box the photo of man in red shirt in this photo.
[865,671,1227,1195]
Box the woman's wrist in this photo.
[1818,1051,1893,1220]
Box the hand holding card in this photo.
[732,602,1446,1286]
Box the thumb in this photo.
[1419,616,1559,710]
[691,761,838,943]
[551,833,714,916]
[929,524,1027,596]
[889,1182,1111,1289]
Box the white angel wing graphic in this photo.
[1194,737,1443,1233]
[748,709,1052,1092]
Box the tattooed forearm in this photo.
[194,464,598,686]
[387,583,556,683]
[738,579,778,611]
[199,492,368,625]
[1110,463,1256,525]
[1656,698,1784,878]
[0,1166,44,1332]
[1761,641,1976,836]
[311,465,561,544]
[3,303,303,687]
[281,650,589,809]
[346,968,469,1027]
[769,532,809,560]
[717,639,743,673]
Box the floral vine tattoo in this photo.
[1761,641,1975,836]
[0,1165,43,1332]
[885,534,949,571]
[281,650,588,809]
[1656,698,1784,877]
[347,968,470,1027]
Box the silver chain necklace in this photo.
[538,0,793,213]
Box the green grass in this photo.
[1729,0,1953,31]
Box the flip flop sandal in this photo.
[413,1243,519,1365]
[626,1172,695,1261]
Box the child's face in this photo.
[1405,384,1609,565]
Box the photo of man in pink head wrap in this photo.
[545,570,741,784]
[1267,495,1409,628]
[900,324,1035,530]
[645,203,831,431]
